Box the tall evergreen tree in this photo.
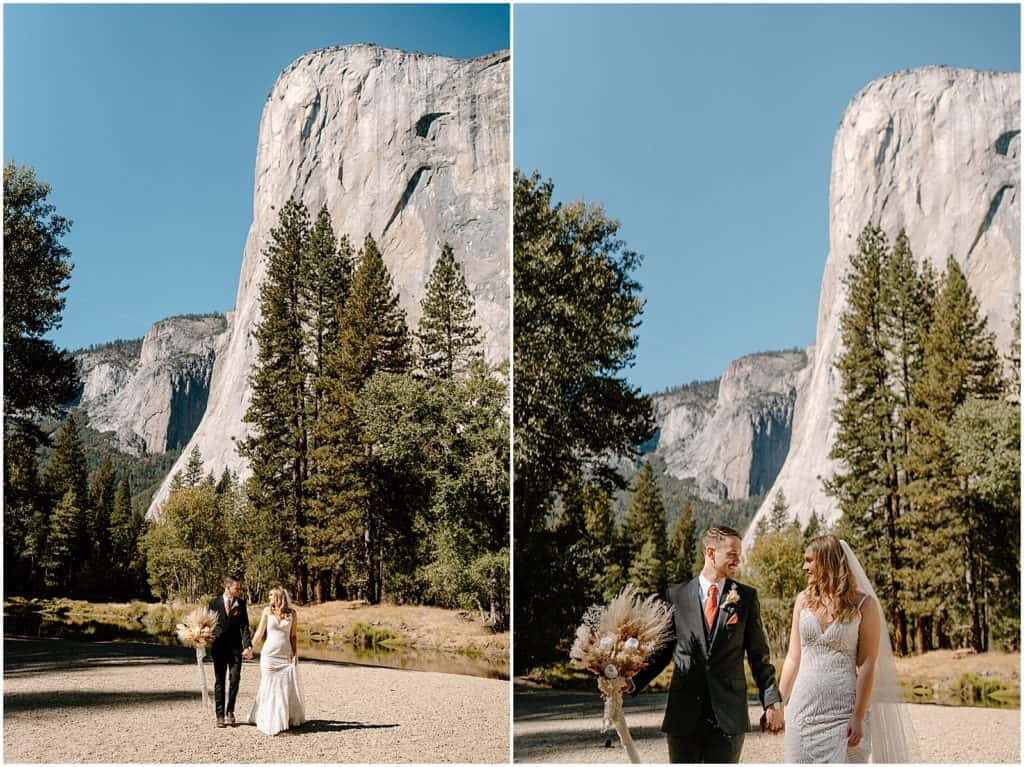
[110,476,135,574]
[802,510,823,544]
[44,414,89,509]
[906,257,1002,651]
[309,233,411,603]
[241,197,312,601]
[825,225,908,653]
[303,208,353,450]
[182,445,205,487]
[1007,295,1020,405]
[43,489,82,591]
[87,458,117,582]
[621,462,668,595]
[767,489,790,531]
[416,242,483,380]
[4,430,43,592]
[668,499,697,584]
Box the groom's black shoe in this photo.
[227,712,236,726]
[216,717,226,728]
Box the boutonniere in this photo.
[231,608,239,616]
[723,585,740,607]
[723,585,741,625]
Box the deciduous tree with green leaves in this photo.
[513,169,654,667]
[3,162,79,435]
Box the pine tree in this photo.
[417,242,483,380]
[825,225,908,653]
[767,489,789,531]
[668,499,697,584]
[87,458,117,579]
[4,430,43,592]
[182,446,205,487]
[309,233,412,603]
[303,206,353,470]
[45,414,89,509]
[43,489,82,591]
[629,538,666,597]
[1007,295,1020,405]
[803,510,823,543]
[110,476,135,573]
[241,197,311,601]
[906,257,1002,651]
[621,462,668,594]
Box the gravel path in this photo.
[4,638,509,763]
[513,685,1020,763]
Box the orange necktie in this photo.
[704,584,719,631]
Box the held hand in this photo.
[847,716,864,748]
[764,706,785,733]
[242,648,253,660]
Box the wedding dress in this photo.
[783,600,870,763]
[784,541,917,763]
[248,614,306,735]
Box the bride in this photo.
[248,587,306,735]
[779,535,916,763]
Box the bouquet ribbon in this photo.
[598,677,640,763]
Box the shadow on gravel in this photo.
[4,637,195,676]
[5,688,198,713]
[513,684,667,722]
[288,719,400,733]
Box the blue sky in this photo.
[5,3,509,351]
[514,3,1020,393]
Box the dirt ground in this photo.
[3,637,510,763]
[513,684,1020,763]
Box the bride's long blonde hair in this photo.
[802,535,860,622]
[268,587,294,621]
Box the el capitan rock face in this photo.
[148,45,510,515]
[746,67,1020,540]
[74,315,226,454]
[653,351,807,501]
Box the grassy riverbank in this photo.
[5,597,508,664]
[520,649,1020,707]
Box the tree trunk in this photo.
[364,514,376,604]
[964,528,982,652]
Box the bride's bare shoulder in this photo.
[852,590,872,607]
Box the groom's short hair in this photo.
[702,525,741,551]
[224,574,243,584]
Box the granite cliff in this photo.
[73,315,226,454]
[148,45,509,515]
[747,67,1020,539]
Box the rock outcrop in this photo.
[653,350,807,501]
[74,315,227,454]
[747,67,1020,540]
[149,45,510,516]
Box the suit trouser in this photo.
[666,695,745,764]
[212,648,242,718]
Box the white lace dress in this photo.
[248,614,306,735]
[784,605,870,763]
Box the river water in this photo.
[4,605,508,680]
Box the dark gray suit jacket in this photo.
[630,578,781,735]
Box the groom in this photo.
[629,525,784,763]
[208,574,253,728]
